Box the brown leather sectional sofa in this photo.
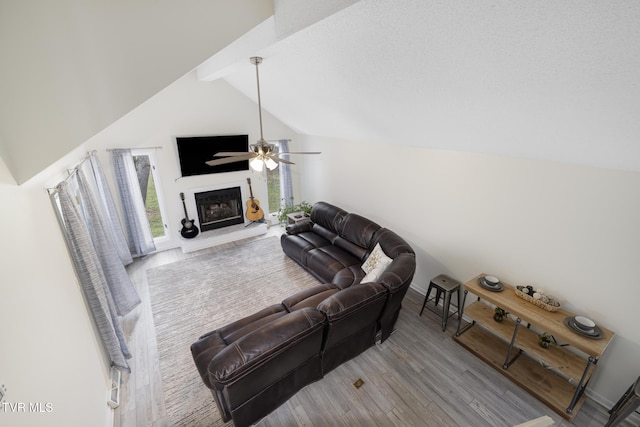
[191,202,416,426]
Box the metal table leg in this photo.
[456,290,477,336]
[503,318,523,369]
[567,356,597,415]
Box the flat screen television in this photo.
[176,135,249,177]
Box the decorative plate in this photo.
[563,317,604,339]
[478,277,504,292]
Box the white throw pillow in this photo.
[361,243,392,282]
[362,264,388,283]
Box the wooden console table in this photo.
[454,274,614,421]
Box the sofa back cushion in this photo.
[333,236,368,261]
[310,202,347,233]
[338,213,381,252]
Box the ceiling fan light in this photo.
[265,157,278,170]
[250,157,264,172]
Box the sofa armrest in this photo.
[285,221,314,235]
[377,253,416,293]
[209,308,325,385]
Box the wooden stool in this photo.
[605,375,640,427]
[420,274,462,331]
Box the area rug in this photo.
[147,236,319,426]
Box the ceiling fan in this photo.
[205,56,320,172]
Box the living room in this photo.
[1,1,640,426]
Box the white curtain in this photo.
[88,153,133,265]
[279,140,294,207]
[52,173,138,371]
[77,164,141,315]
[111,149,156,257]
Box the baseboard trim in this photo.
[585,388,640,426]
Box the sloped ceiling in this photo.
[202,0,640,172]
[3,0,640,183]
[0,0,273,184]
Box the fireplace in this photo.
[180,182,267,253]
[194,186,244,232]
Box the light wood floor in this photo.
[114,229,629,426]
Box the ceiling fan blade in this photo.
[279,151,322,155]
[206,153,256,166]
[269,155,295,165]
[213,151,252,157]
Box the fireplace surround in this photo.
[180,181,267,253]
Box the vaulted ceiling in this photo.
[203,0,640,173]
[0,0,273,184]
[3,0,640,184]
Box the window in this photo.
[131,149,168,241]
[265,140,293,216]
[266,153,281,215]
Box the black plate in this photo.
[563,317,604,339]
[478,277,504,292]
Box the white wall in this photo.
[0,149,112,426]
[85,72,302,250]
[299,135,640,405]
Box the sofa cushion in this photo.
[307,246,361,284]
[280,231,331,266]
[311,223,339,244]
[333,236,368,261]
[310,202,347,233]
[338,213,381,250]
[331,265,366,289]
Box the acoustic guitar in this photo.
[245,178,264,222]
[180,192,199,239]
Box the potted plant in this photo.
[538,332,554,349]
[493,307,508,322]
[277,198,312,224]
